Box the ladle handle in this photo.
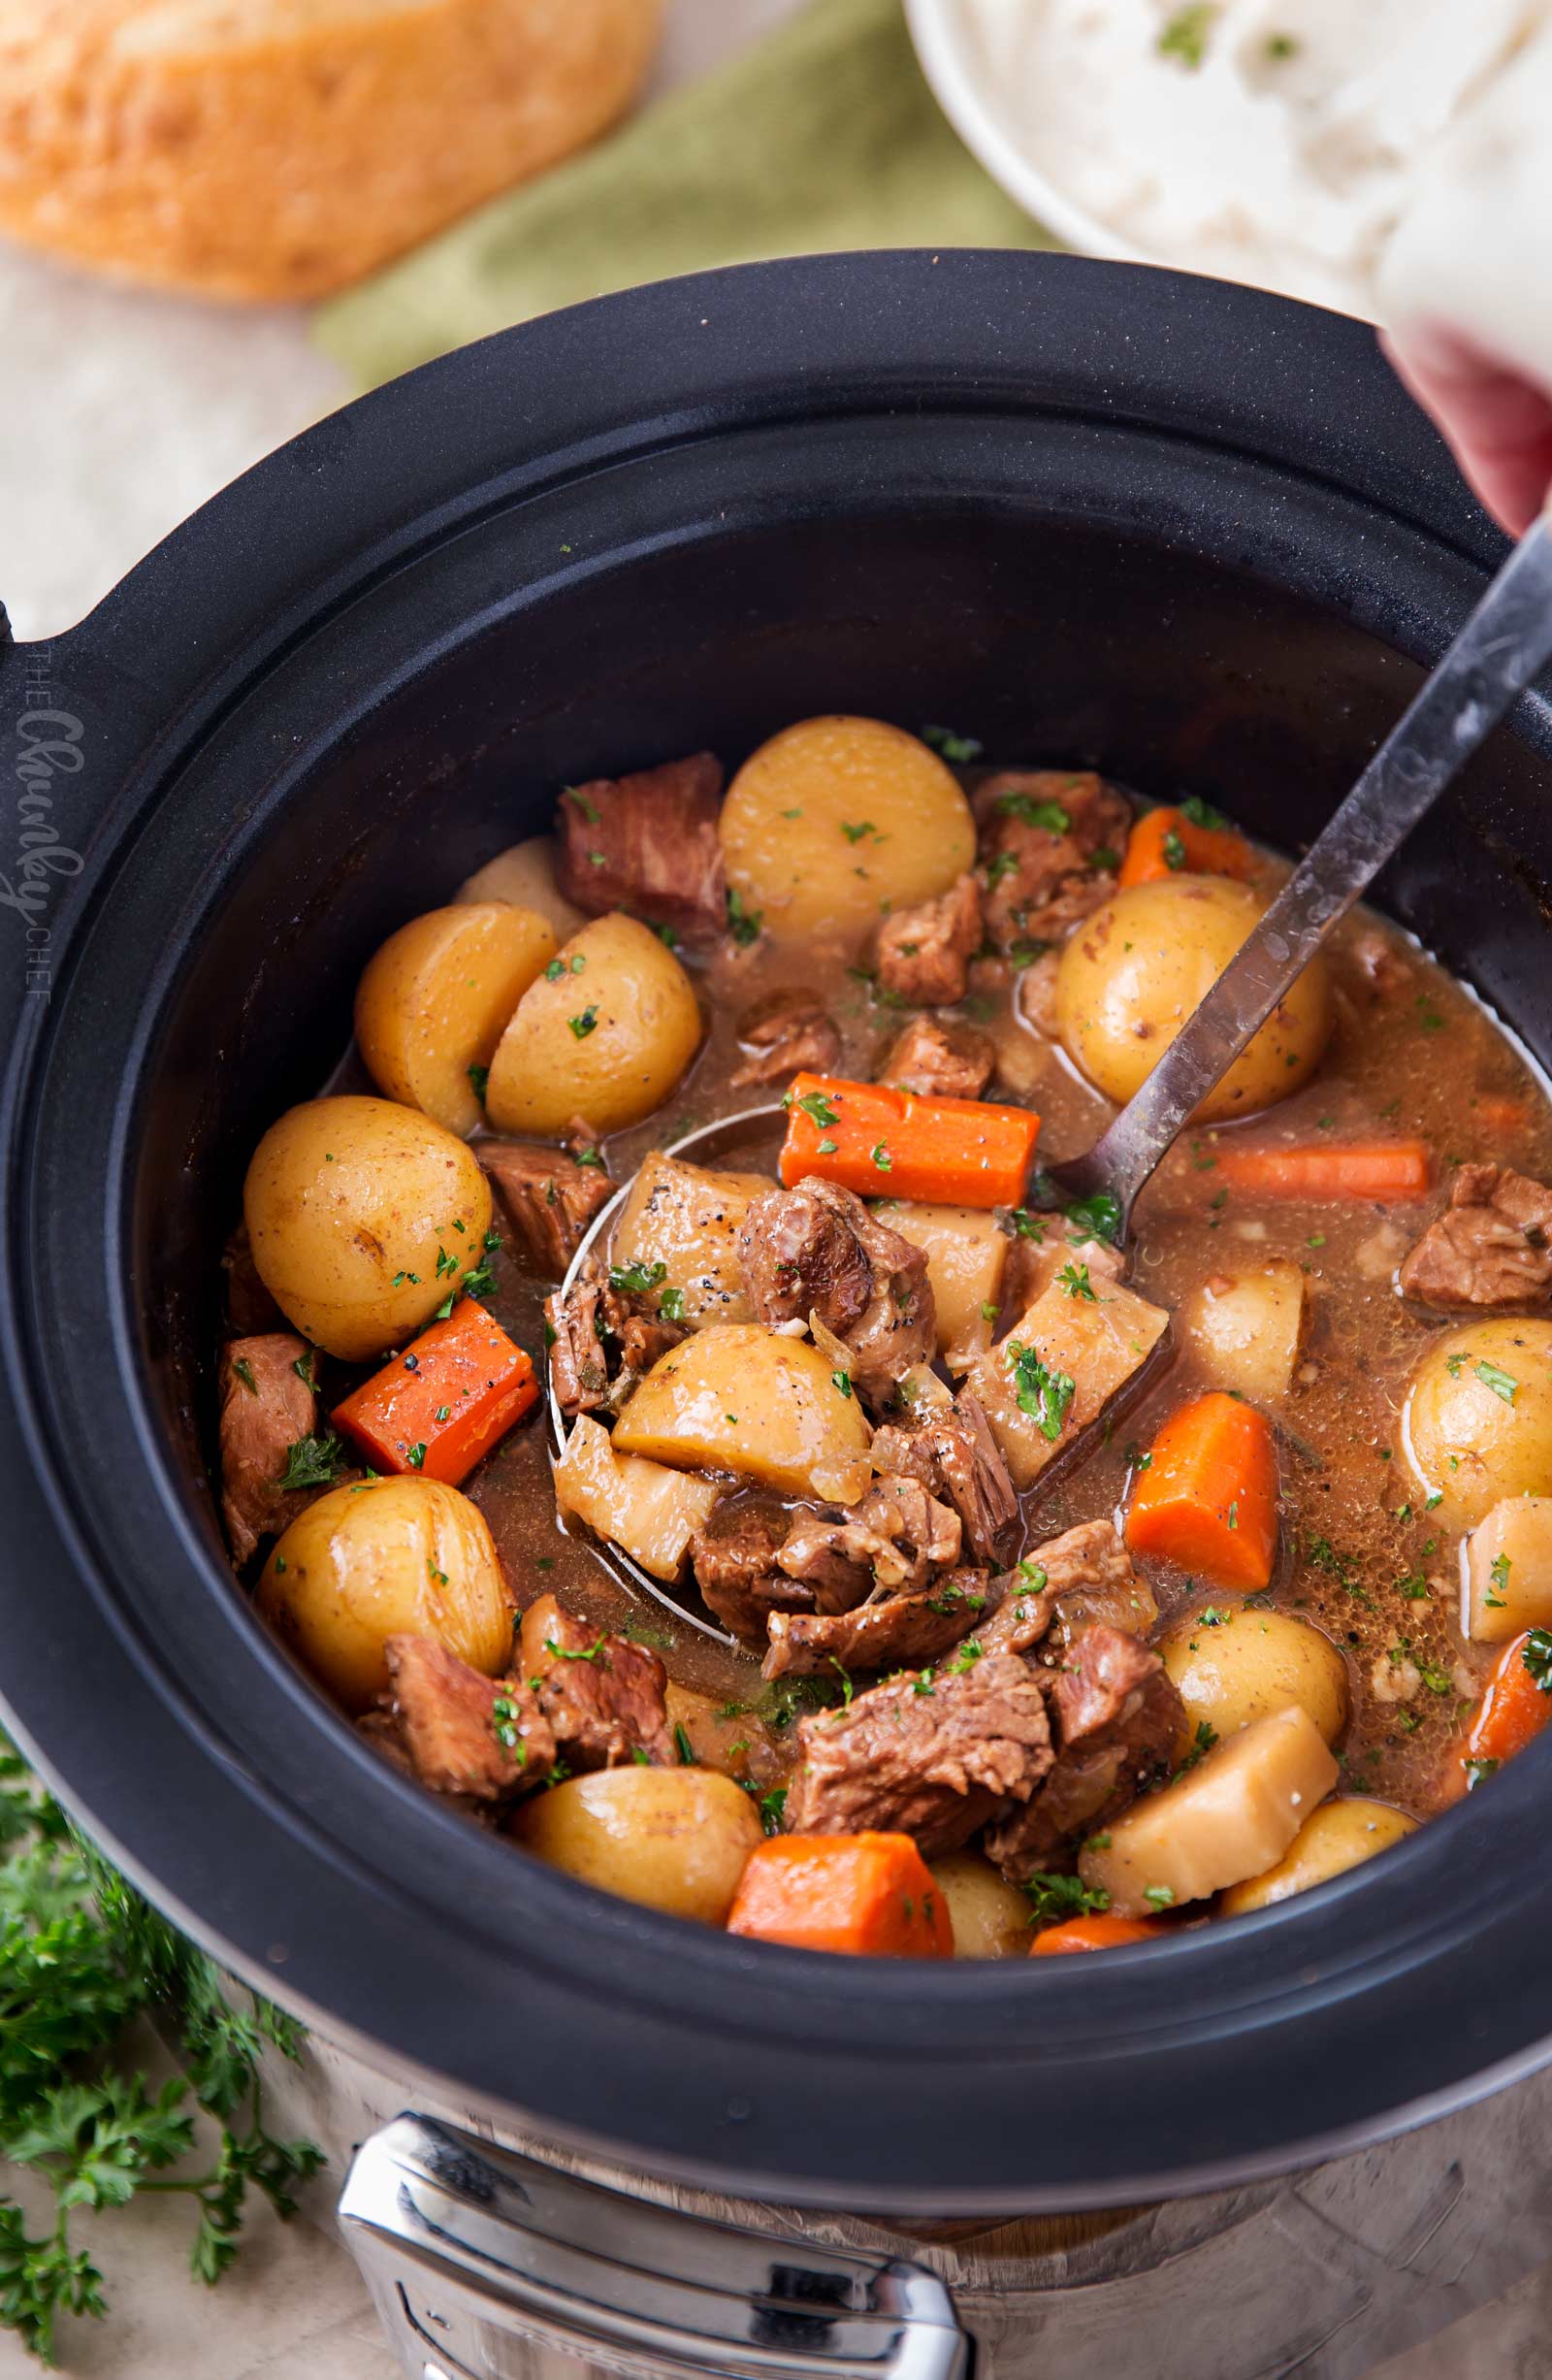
[1079,517,1552,1231]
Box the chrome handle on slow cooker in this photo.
[340,2115,971,2380]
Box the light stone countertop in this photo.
[0,0,1542,2368]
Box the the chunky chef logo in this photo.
[6,648,85,1003]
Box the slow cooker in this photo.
[5,251,1552,2377]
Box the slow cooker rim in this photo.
[3,250,1546,2211]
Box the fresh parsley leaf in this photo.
[1476,1359,1519,1405]
[1056,1260,1096,1302]
[1180,794,1230,831]
[278,1432,345,1492]
[1158,3,1216,67]
[567,1007,598,1040]
[922,725,983,765]
[727,888,762,947]
[1162,827,1188,870]
[1007,1341,1076,1441]
[997,792,1071,833]
[1024,1872,1108,1925]
[230,1357,257,1396]
[610,1259,667,1296]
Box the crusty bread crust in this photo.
[0,0,663,302]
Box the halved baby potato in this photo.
[1404,1319,1552,1530]
[256,1475,512,1713]
[612,1322,873,1504]
[455,833,589,942]
[513,1767,764,1926]
[927,1850,1031,1958]
[885,1199,1008,1371]
[485,912,702,1138]
[355,900,559,1136]
[1180,1257,1306,1403]
[244,1094,492,1360]
[720,716,977,943]
[1056,878,1331,1122]
[1159,1605,1349,1751]
[1464,1494,1552,1643]
[1219,1796,1416,1915]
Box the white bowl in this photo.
[903,0,1155,266]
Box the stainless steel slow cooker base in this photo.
[256,2032,1552,2378]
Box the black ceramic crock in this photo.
[3,251,1551,2217]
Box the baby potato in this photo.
[612,1322,873,1505]
[355,901,558,1136]
[928,1851,1031,1958]
[886,1199,1008,1371]
[455,834,589,942]
[485,912,702,1138]
[720,716,976,943]
[1404,1319,1552,1530]
[256,1476,511,1713]
[512,1767,764,1926]
[1160,1605,1349,1749]
[244,1095,492,1360]
[1465,1496,1552,1644]
[1219,1796,1417,1915]
[612,1152,772,1328]
[1056,879,1331,1122]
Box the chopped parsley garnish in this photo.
[1476,1359,1519,1405]
[435,1244,461,1280]
[996,792,1071,833]
[574,1146,604,1169]
[870,1141,893,1172]
[1162,828,1188,870]
[757,1784,788,1835]
[673,1723,697,1766]
[567,1006,598,1040]
[1144,1884,1176,1910]
[655,923,680,949]
[1056,1260,1096,1301]
[610,1258,667,1295]
[922,725,983,764]
[545,1634,607,1665]
[832,1369,854,1399]
[1007,1341,1077,1441]
[1180,794,1230,831]
[660,1285,687,1322]
[817,1137,838,1155]
[985,849,1020,889]
[1523,1629,1552,1692]
[1025,1871,1109,1925]
[1123,1444,1152,1472]
[793,1089,841,1129]
[278,1431,346,1491]
[491,1693,526,1754]
[1157,3,1216,68]
[405,1443,427,1471]
[230,1356,258,1396]
[566,788,601,825]
[467,1061,489,1102]
[946,1639,984,1675]
[1464,1756,1500,1791]
[1010,1208,1046,1242]
[459,1258,498,1302]
[727,887,762,946]
[1017,1558,1048,1589]
[545,958,566,981]
[1486,1551,1511,1610]
[839,820,877,844]
[292,1348,317,1390]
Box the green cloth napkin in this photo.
[315,0,1051,389]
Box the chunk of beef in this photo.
[691,1507,812,1645]
[739,1178,935,1397]
[545,1255,686,1420]
[1399,1162,1552,1310]
[874,873,984,1006]
[869,1393,1018,1565]
[985,1624,1183,1881]
[219,1332,318,1565]
[223,1223,283,1335]
[730,990,841,1089]
[1016,1516,1157,1645]
[1016,949,1062,1039]
[975,770,1130,949]
[553,753,726,942]
[762,1571,990,1679]
[777,1475,961,1608]
[480,1140,612,1277]
[879,1013,995,1100]
[378,1635,554,1801]
[977,1577,1056,1658]
[785,1652,1053,1856]
[521,1594,673,1768]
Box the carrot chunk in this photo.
[1211,1141,1433,1203]
[333,1299,537,1485]
[727,1832,954,1956]
[779,1072,1039,1210]
[1461,1629,1552,1778]
[1031,1914,1166,1956]
[1117,804,1254,889]
[1124,1390,1279,1591]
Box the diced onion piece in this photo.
[555,1414,720,1581]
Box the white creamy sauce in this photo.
[958,0,1547,317]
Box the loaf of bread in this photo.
[0,0,663,302]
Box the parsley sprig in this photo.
[0,1747,323,2363]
